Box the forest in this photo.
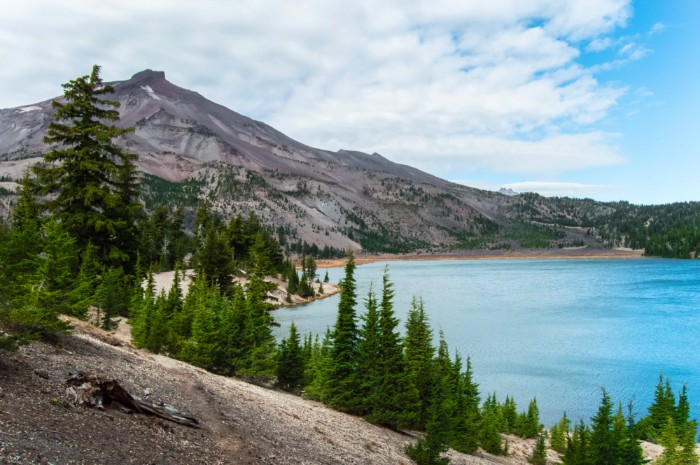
[0,66,698,465]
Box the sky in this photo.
[1,1,698,204]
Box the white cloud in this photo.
[0,0,635,178]
[501,181,613,198]
[587,37,613,52]
[649,22,665,35]
[450,180,613,199]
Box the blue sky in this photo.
[0,1,697,204]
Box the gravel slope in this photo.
[0,318,499,465]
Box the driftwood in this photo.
[65,372,199,428]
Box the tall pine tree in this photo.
[328,251,360,412]
[34,65,139,270]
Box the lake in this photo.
[273,258,700,427]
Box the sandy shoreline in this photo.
[316,248,644,268]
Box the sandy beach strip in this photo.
[315,248,644,268]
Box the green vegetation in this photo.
[507,192,700,255]
[33,65,141,273]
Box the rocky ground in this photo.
[0,317,666,465]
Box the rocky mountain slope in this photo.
[0,317,556,465]
[2,69,696,253]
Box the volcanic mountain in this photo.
[0,70,633,253]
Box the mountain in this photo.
[1,69,699,254]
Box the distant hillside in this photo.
[1,70,699,255]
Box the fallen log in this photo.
[65,372,199,428]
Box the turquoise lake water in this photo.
[272,258,700,427]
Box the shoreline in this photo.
[316,248,644,268]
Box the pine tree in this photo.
[480,408,505,455]
[368,269,420,429]
[11,173,40,231]
[404,297,435,428]
[94,267,124,330]
[303,329,333,401]
[131,270,156,348]
[356,285,381,415]
[529,431,548,465]
[619,402,644,465]
[194,225,235,294]
[179,284,219,370]
[501,396,519,434]
[277,322,304,393]
[34,65,139,270]
[588,389,618,465]
[451,357,480,454]
[286,268,299,295]
[10,220,77,336]
[147,291,169,353]
[550,412,571,453]
[328,251,360,413]
[405,372,452,465]
[562,420,591,465]
[640,374,680,442]
[65,242,99,318]
[678,420,699,465]
[657,417,681,465]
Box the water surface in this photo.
[273,258,700,426]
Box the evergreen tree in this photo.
[679,421,699,465]
[34,65,139,270]
[303,329,333,401]
[369,269,420,429]
[10,220,77,336]
[588,389,619,465]
[277,322,304,393]
[480,408,505,455]
[94,267,125,330]
[194,225,235,294]
[501,396,519,434]
[404,297,435,428]
[640,374,680,442]
[286,268,300,295]
[405,372,452,465]
[657,418,681,465]
[356,285,381,415]
[328,251,360,413]
[619,402,645,465]
[451,357,480,454]
[550,412,571,453]
[68,242,100,318]
[131,270,156,348]
[529,431,548,465]
[179,283,219,370]
[562,420,591,465]
[11,173,40,231]
[148,291,169,353]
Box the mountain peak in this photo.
[130,69,166,82]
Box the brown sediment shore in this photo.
[316,248,644,268]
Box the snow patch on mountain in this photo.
[140,85,161,100]
[17,106,41,113]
